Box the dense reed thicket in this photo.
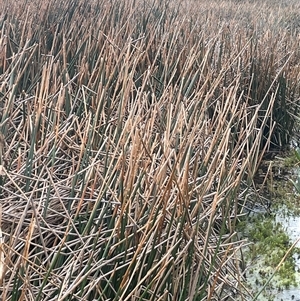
[0,0,299,300]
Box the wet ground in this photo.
[241,153,300,300]
[275,213,300,301]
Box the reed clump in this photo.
[0,0,299,300]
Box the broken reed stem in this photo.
[0,205,4,285]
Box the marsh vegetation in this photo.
[0,0,300,300]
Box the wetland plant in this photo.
[0,0,299,300]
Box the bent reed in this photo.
[0,0,299,300]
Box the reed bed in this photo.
[0,0,299,300]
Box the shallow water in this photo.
[274,213,300,301]
[241,216,300,300]
[242,208,300,301]
[245,176,300,301]
[240,154,300,300]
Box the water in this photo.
[242,209,300,301]
[275,213,300,301]
[240,166,300,300]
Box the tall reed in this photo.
[0,0,299,300]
